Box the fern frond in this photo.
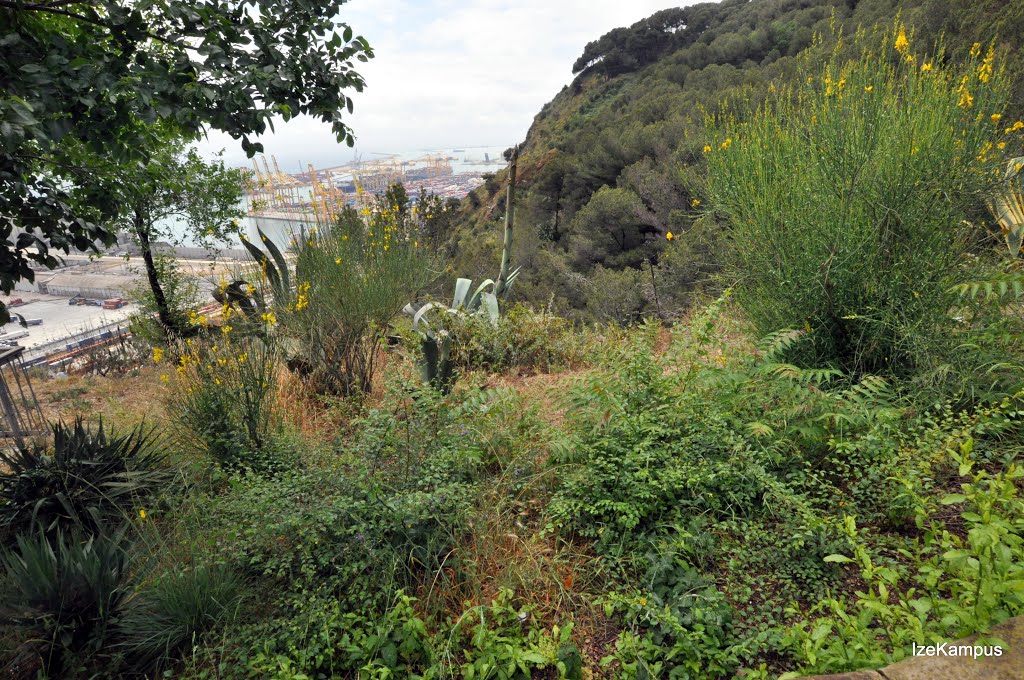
[757,328,806,362]
[950,273,1024,302]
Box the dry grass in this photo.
[32,366,170,431]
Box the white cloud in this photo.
[200,0,689,170]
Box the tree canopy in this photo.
[0,0,372,320]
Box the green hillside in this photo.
[447,0,1024,322]
[5,2,1024,678]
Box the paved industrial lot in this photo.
[2,294,138,349]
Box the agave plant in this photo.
[214,227,293,319]
[0,527,135,673]
[0,417,169,541]
[402,274,521,393]
[402,303,456,394]
[987,156,1024,258]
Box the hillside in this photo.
[4,2,1024,678]
[446,0,1024,322]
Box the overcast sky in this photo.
[199,0,686,171]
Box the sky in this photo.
[199,0,687,172]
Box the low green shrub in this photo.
[782,414,1024,676]
[599,575,745,680]
[548,323,815,557]
[0,417,168,541]
[243,589,580,680]
[445,303,586,374]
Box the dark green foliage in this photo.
[0,418,168,541]
[1,1,372,322]
[175,377,556,677]
[548,328,802,559]
[119,563,244,673]
[444,303,587,374]
[0,528,133,675]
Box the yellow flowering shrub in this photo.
[167,331,282,471]
[289,192,433,396]
[704,24,1011,377]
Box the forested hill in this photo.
[444,0,1024,323]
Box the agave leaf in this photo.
[502,266,522,295]
[257,228,290,292]
[241,238,283,295]
[452,278,472,309]
[478,291,499,323]
[469,279,495,311]
[410,302,440,332]
[988,157,1024,258]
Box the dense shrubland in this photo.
[448,0,1024,323]
[4,6,1024,680]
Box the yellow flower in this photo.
[992,114,1002,125]
[335,257,342,265]
[1009,121,1024,133]
[139,509,147,520]
[958,87,974,109]
[998,142,1007,150]
[864,85,873,92]
[691,198,701,208]
[979,45,994,83]
[719,137,732,151]
[221,324,232,335]
[666,231,674,241]
[921,62,933,72]
[197,314,208,326]
[703,144,712,153]
[894,26,909,54]
[152,347,164,363]
[262,311,277,325]
[970,42,981,57]
[160,374,169,383]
